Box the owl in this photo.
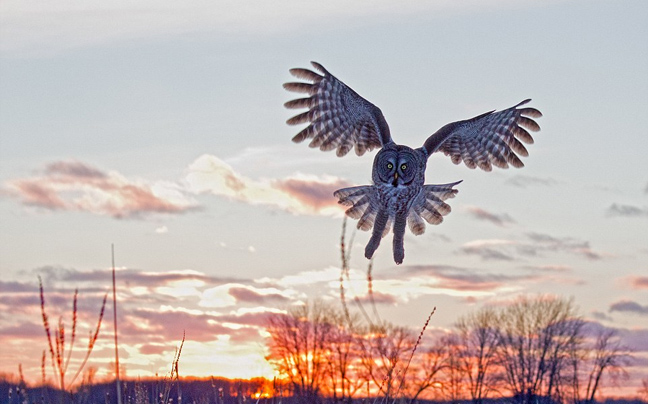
[284,62,542,265]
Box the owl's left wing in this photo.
[284,61,393,157]
[421,99,542,171]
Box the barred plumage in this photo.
[284,62,542,264]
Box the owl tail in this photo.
[407,181,462,235]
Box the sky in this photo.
[1,0,647,397]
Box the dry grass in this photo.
[38,276,107,396]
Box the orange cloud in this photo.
[5,160,198,218]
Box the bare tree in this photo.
[322,310,364,402]
[638,377,648,402]
[455,307,501,404]
[494,296,582,404]
[266,301,335,403]
[439,334,467,403]
[582,328,629,403]
[402,342,450,402]
[356,322,415,400]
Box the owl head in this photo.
[372,145,426,187]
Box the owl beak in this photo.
[392,173,399,186]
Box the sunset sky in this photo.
[1,0,647,397]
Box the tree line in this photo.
[265,296,630,404]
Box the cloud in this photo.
[459,239,516,261]
[200,283,293,308]
[590,311,614,322]
[354,291,399,305]
[228,286,290,304]
[606,203,648,218]
[524,232,605,260]
[139,343,168,356]
[405,265,537,292]
[505,175,557,188]
[624,276,648,290]
[5,160,198,219]
[32,266,237,289]
[523,264,572,272]
[0,1,547,57]
[126,308,234,342]
[186,154,351,216]
[458,233,605,262]
[218,242,256,254]
[217,308,286,328]
[466,206,515,227]
[609,300,648,316]
[0,322,43,339]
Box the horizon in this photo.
[1,0,647,399]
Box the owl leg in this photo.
[365,209,389,260]
[392,212,407,265]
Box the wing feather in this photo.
[407,181,461,235]
[284,62,393,157]
[421,100,542,170]
[334,186,381,231]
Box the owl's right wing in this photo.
[284,62,393,157]
[334,185,390,234]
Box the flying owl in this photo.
[284,62,542,265]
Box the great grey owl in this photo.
[284,62,542,265]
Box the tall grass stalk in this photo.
[394,307,436,401]
[39,276,107,400]
[112,244,123,404]
[160,331,185,404]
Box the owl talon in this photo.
[394,252,404,265]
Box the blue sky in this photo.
[1,0,647,395]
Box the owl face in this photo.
[372,145,425,187]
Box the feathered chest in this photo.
[375,183,422,214]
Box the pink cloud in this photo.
[354,291,399,305]
[228,286,290,304]
[405,264,537,292]
[273,177,350,211]
[5,160,198,218]
[139,344,169,355]
[466,206,515,227]
[125,309,233,342]
[185,154,351,216]
[625,276,648,290]
[217,310,285,328]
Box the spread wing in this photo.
[408,181,462,235]
[334,185,390,234]
[421,99,542,171]
[284,61,393,157]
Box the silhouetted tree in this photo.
[455,307,501,404]
[494,296,582,404]
[266,301,335,403]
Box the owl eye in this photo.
[401,164,407,170]
[387,163,393,169]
